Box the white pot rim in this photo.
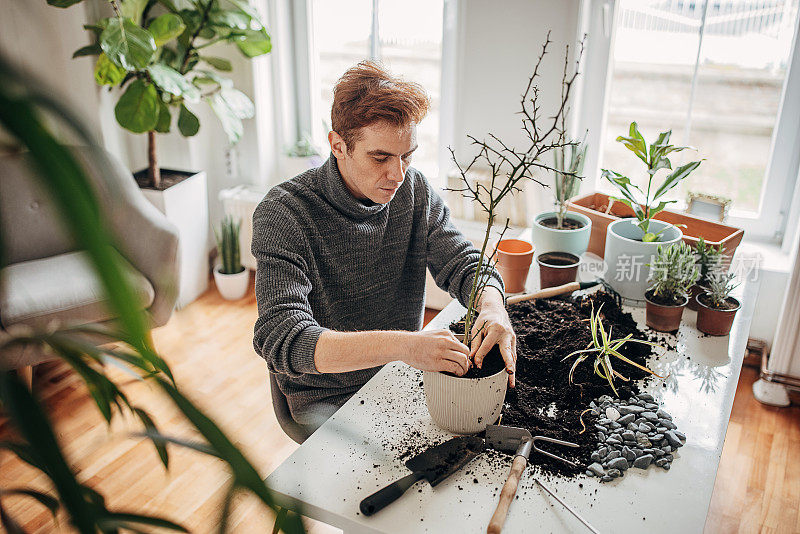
[215,265,247,276]
[607,218,682,245]
[534,211,592,233]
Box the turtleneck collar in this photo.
[318,154,388,220]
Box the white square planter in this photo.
[141,170,209,308]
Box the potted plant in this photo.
[687,237,726,311]
[645,242,699,332]
[696,270,741,336]
[51,0,271,307]
[601,122,702,303]
[531,133,592,257]
[280,132,325,179]
[213,216,249,300]
[424,33,585,433]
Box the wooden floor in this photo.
[1,278,799,533]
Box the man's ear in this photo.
[328,130,348,158]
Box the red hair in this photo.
[331,61,430,152]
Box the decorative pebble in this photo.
[633,454,654,469]
[665,431,683,448]
[588,463,605,476]
[606,407,621,421]
[606,450,621,461]
[618,413,635,425]
[621,430,636,441]
[607,457,629,471]
[608,469,621,478]
[642,411,659,421]
[618,405,645,415]
[656,408,672,420]
[638,393,655,401]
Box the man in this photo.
[253,61,516,429]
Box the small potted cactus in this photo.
[696,270,740,336]
[213,216,249,300]
[688,237,726,311]
[645,242,699,332]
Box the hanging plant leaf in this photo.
[100,17,156,70]
[201,56,232,71]
[148,14,186,46]
[47,0,84,7]
[235,28,271,57]
[73,43,102,58]
[114,79,159,133]
[208,93,243,144]
[94,53,126,86]
[178,104,199,136]
[147,64,200,102]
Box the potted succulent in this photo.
[696,270,741,336]
[645,242,699,332]
[213,216,249,300]
[280,132,325,179]
[425,34,584,433]
[601,122,701,304]
[687,237,726,311]
[51,0,271,307]
[531,134,592,257]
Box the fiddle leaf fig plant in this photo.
[602,122,702,242]
[50,0,272,188]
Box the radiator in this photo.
[219,185,269,271]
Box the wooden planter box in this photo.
[568,192,744,258]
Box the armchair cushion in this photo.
[0,250,154,330]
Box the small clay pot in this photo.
[495,239,535,293]
[696,293,741,336]
[686,284,705,311]
[645,290,688,332]
[537,252,580,289]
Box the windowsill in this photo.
[736,238,794,274]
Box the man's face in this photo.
[328,121,418,204]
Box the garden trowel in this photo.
[359,435,484,516]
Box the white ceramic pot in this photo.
[213,267,250,300]
[423,368,508,434]
[603,219,682,305]
[531,211,592,257]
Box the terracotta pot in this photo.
[696,294,741,336]
[537,252,580,289]
[645,290,688,332]
[686,284,705,311]
[568,192,745,259]
[495,239,534,294]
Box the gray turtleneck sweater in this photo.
[252,155,503,422]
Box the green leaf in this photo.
[227,0,264,24]
[157,0,179,13]
[148,14,186,46]
[0,441,46,472]
[202,56,232,71]
[193,69,234,88]
[615,122,648,164]
[97,512,188,532]
[209,93,243,144]
[139,430,220,457]
[653,160,702,200]
[178,104,199,136]
[114,79,160,133]
[0,489,59,518]
[120,0,149,23]
[94,53,126,85]
[147,64,200,101]
[221,87,254,119]
[210,9,251,30]
[235,28,272,57]
[73,43,102,58]
[47,0,83,6]
[155,100,171,133]
[101,17,156,70]
[134,409,170,467]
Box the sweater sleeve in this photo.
[423,176,505,307]
[252,199,327,377]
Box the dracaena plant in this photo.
[647,242,700,305]
[214,215,244,274]
[602,122,702,242]
[50,0,272,189]
[552,132,587,229]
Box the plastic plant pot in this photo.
[537,252,580,289]
[696,293,741,336]
[645,290,688,332]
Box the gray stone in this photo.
[654,458,668,467]
[665,431,683,448]
[599,395,613,404]
[606,437,622,446]
[618,413,636,425]
[642,411,659,421]
[595,424,608,432]
[598,431,606,442]
[606,450,621,461]
[586,469,595,477]
[644,403,659,410]
[597,446,609,457]
[634,418,647,425]
[662,445,671,453]
[607,457,629,471]
[610,433,622,442]
[656,408,672,420]
[638,393,655,401]
[588,463,605,476]
[636,431,652,448]
[674,430,686,443]
[608,469,622,478]
[606,407,621,421]
[662,462,671,470]
[598,418,612,426]
[662,420,677,430]
[652,433,665,441]
[610,422,622,429]
[633,454,654,469]
[654,449,665,457]
[619,405,645,415]
[627,423,639,431]
[638,423,651,433]
[622,446,636,462]
[601,475,613,482]
[591,452,601,462]
[656,426,668,433]
[622,430,636,441]
[590,401,597,409]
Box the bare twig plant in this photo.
[447,32,586,346]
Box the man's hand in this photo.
[469,287,516,388]
[401,329,472,376]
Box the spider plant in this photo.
[563,303,665,396]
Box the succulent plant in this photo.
[702,269,738,308]
[694,237,726,286]
[647,242,700,304]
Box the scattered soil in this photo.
[133,168,197,191]
[538,216,585,230]
[697,293,740,310]
[645,289,688,307]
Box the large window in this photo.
[599,0,799,217]
[310,0,444,179]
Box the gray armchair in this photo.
[0,146,180,377]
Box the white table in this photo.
[266,280,757,533]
